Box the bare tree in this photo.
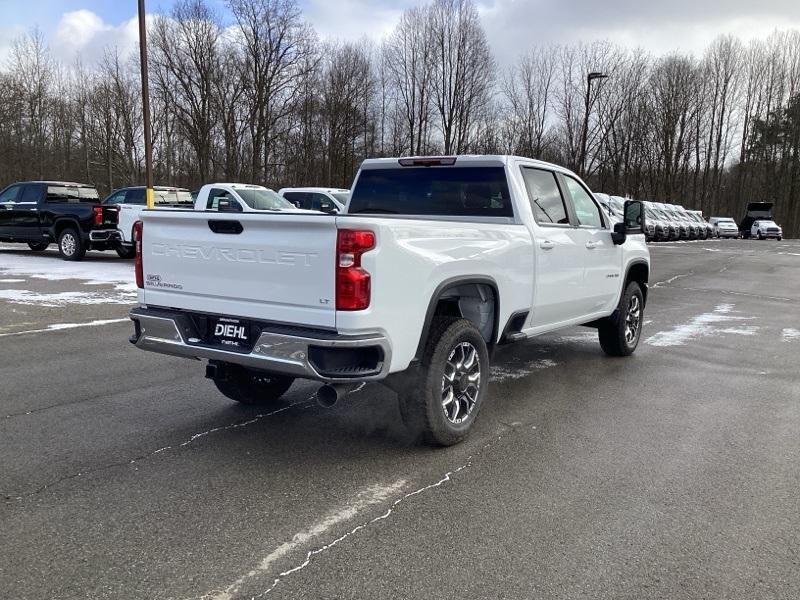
[429,0,493,154]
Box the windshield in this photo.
[332,192,349,205]
[236,188,296,210]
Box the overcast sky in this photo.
[1,0,800,68]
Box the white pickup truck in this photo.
[104,186,193,257]
[129,155,650,445]
[112,184,299,256]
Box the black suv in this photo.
[0,181,120,260]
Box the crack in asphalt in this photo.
[3,384,372,502]
[199,430,513,600]
[2,399,312,503]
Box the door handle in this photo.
[208,220,243,234]
[539,240,555,250]
[585,241,600,249]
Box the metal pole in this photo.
[138,0,154,209]
[580,74,592,178]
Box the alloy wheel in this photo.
[625,295,641,345]
[441,342,481,425]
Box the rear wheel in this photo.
[27,242,49,251]
[598,282,644,357]
[399,318,489,446]
[58,228,86,261]
[211,364,294,405]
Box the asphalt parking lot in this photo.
[1,239,799,600]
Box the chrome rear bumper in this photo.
[129,307,391,382]
[89,229,122,242]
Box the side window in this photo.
[520,168,569,225]
[563,176,604,228]
[19,184,43,203]
[287,192,314,209]
[206,188,241,211]
[125,188,146,205]
[0,185,21,203]
[312,193,336,213]
[104,190,127,205]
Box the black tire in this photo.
[27,242,49,251]
[58,228,86,261]
[211,364,294,405]
[757,230,764,240]
[116,245,136,259]
[399,318,489,446]
[598,281,644,357]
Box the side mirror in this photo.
[612,200,645,245]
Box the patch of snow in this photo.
[491,358,557,381]
[0,278,26,283]
[782,328,800,341]
[0,318,128,338]
[645,303,758,347]
[651,272,691,288]
[0,289,135,307]
[0,250,136,292]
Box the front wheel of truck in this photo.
[400,318,489,446]
[212,364,294,405]
[598,281,644,357]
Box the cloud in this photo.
[304,0,409,43]
[51,9,139,66]
[0,25,27,67]
[478,0,800,65]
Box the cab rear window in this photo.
[349,167,513,217]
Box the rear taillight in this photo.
[133,220,143,289]
[336,229,375,311]
[92,205,103,226]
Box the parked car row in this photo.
[593,194,785,242]
[0,179,351,260]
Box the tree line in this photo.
[1,0,799,236]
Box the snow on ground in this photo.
[0,289,135,307]
[645,303,758,347]
[782,328,800,341]
[491,359,558,382]
[0,249,136,292]
[0,248,136,307]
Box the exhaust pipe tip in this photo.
[316,384,340,408]
[316,383,360,408]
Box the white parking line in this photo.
[0,318,128,338]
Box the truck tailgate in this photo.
[140,211,337,328]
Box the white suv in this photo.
[708,217,740,238]
[751,220,783,240]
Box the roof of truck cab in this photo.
[25,180,96,187]
[203,183,269,189]
[279,187,349,193]
[359,155,572,173]
[113,185,190,192]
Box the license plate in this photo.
[209,317,251,349]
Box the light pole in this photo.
[579,71,608,178]
[138,0,154,209]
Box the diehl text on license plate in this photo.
[211,317,250,348]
